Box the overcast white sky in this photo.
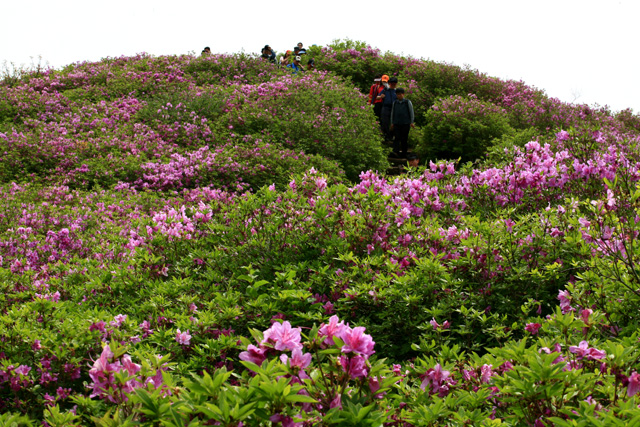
[2,0,639,113]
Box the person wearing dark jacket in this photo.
[390,87,415,158]
[261,45,276,63]
[377,76,398,142]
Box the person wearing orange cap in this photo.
[368,75,386,120]
[280,50,293,67]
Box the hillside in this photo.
[1,40,640,425]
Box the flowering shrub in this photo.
[2,44,640,425]
[220,71,388,181]
[306,39,417,93]
[417,95,515,162]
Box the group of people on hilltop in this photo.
[201,45,417,162]
[261,42,314,73]
[201,43,314,73]
[368,74,415,159]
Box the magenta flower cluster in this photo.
[88,345,167,403]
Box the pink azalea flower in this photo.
[111,314,127,328]
[339,326,375,358]
[558,290,573,313]
[369,376,381,394]
[239,344,266,365]
[262,321,302,351]
[176,329,192,346]
[420,363,454,397]
[280,348,312,370]
[498,361,514,373]
[628,372,640,397]
[329,394,342,410]
[569,341,605,361]
[15,365,31,376]
[88,345,119,400]
[431,318,451,331]
[580,308,593,324]
[339,354,368,378]
[318,315,347,346]
[525,323,541,335]
[480,364,494,383]
[121,355,141,376]
[587,347,606,360]
[569,340,590,360]
[139,320,154,338]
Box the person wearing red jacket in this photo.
[368,74,386,121]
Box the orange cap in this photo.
[381,75,389,82]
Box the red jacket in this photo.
[368,83,384,105]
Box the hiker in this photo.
[377,76,398,142]
[296,42,307,55]
[390,87,415,158]
[407,153,420,168]
[307,58,315,70]
[287,56,304,73]
[280,50,293,67]
[261,45,276,63]
[201,46,211,56]
[368,74,385,120]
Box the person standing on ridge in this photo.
[377,76,398,142]
[390,87,415,158]
[368,74,385,121]
[201,46,211,56]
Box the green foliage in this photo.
[222,72,389,181]
[136,90,226,125]
[483,127,544,164]
[417,95,516,163]
[306,39,406,94]
[184,52,279,86]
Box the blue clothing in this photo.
[379,87,397,141]
[380,87,397,109]
[287,63,303,74]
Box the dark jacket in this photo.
[391,99,415,125]
[379,87,397,109]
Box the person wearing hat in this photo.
[307,57,315,70]
[368,74,386,120]
[287,56,304,73]
[280,50,293,67]
[261,45,276,63]
[376,76,398,142]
